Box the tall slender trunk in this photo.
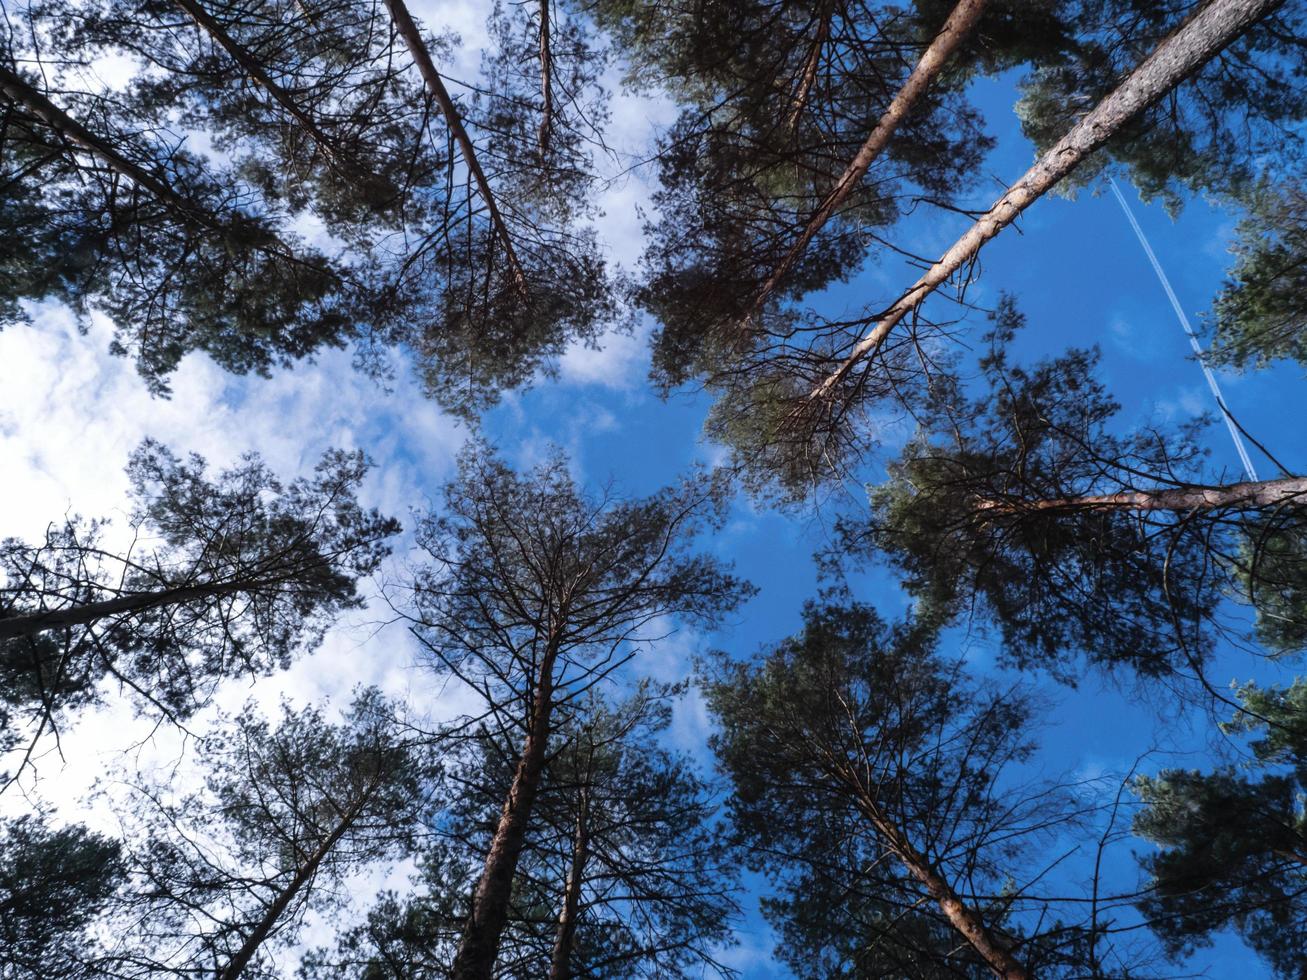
[972,475,1307,516]
[805,0,1285,403]
[171,0,347,169]
[451,643,560,979]
[0,64,210,223]
[851,789,1028,980]
[537,0,554,156]
[218,801,364,980]
[0,63,318,270]
[547,785,590,980]
[785,0,835,133]
[383,0,529,297]
[750,0,986,323]
[0,579,256,640]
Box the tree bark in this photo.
[0,62,319,271]
[383,0,529,296]
[451,642,561,979]
[805,0,1285,403]
[785,0,835,133]
[171,0,348,169]
[218,801,363,980]
[538,0,554,156]
[547,785,590,980]
[0,579,256,640]
[972,475,1307,516]
[0,64,212,223]
[750,0,987,323]
[851,790,1028,980]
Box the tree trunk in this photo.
[383,0,529,297]
[805,0,1285,403]
[785,0,835,133]
[972,475,1307,516]
[0,63,317,271]
[218,802,362,980]
[0,64,209,223]
[0,579,255,640]
[451,645,560,979]
[538,0,554,156]
[171,0,347,169]
[750,0,987,323]
[547,786,590,980]
[852,790,1028,980]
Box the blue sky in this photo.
[468,67,1296,974]
[0,20,1299,978]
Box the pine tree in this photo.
[703,598,1110,978]
[0,440,397,774]
[100,689,437,978]
[599,0,1014,392]
[0,24,366,392]
[379,0,615,414]
[1208,178,1307,371]
[307,683,738,979]
[0,814,123,979]
[687,0,1293,495]
[407,442,750,979]
[534,686,735,979]
[3,0,616,412]
[1134,679,1307,979]
[833,300,1307,676]
[1013,0,1307,208]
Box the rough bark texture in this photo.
[547,786,590,980]
[972,475,1307,516]
[750,0,988,322]
[806,0,1285,402]
[171,0,347,168]
[217,801,364,980]
[451,643,560,979]
[785,0,834,132]
[383,0,529,295]
[850,787,1029,980]
[0,579,254,640]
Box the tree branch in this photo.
[383,0,529,296]
[972,475,1307,516]
[803,0,1285,405]
[750,0,988,324]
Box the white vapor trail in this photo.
[1108,175,1258,481]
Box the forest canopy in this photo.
[2,0,1306,977]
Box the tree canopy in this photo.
[4,0,1307,976]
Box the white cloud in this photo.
[558,323,649,389]
[0,300,475,821]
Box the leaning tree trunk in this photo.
[748,0,988,323]
[0,63,316,268]
[383,0,529,296]
[451,643,561,980]
[0,64,212,224]
[171,0,348,169]
[805,0,1285,403]
[218,799,365,980]
[547,785,591,980]
[849,785,1029,980]
[0,579,258,640]
[972,475,1307,516]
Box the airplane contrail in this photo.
[1108,175,1258,481]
